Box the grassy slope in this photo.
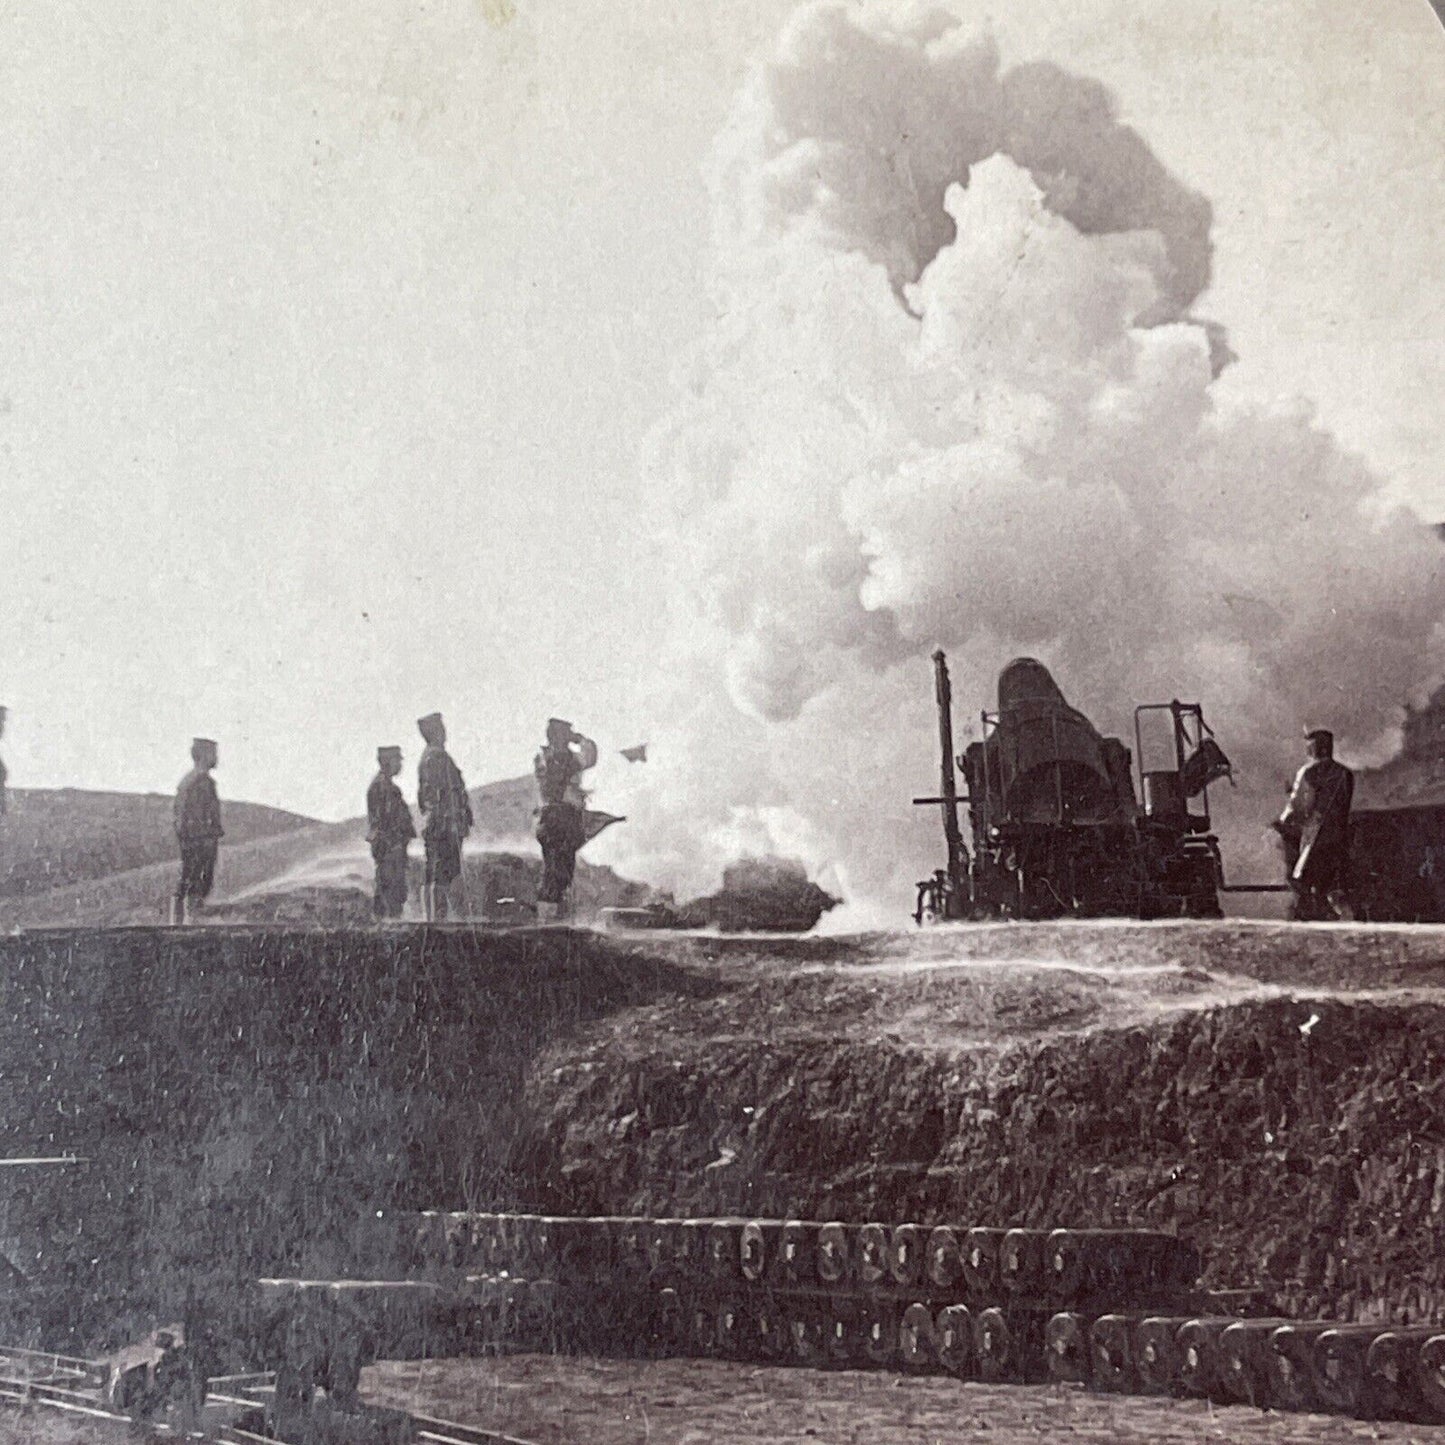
[0,789,315,900]
[0,775,550,928]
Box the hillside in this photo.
[0,788,315,901]
[0,774,621,929]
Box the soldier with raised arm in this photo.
[534,717,598,921]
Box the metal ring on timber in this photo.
[888,1224,926,1289]
[645,1219,680,1279]
[1265,1322,1331,1413]
[779,1221,816,1284]
[898,1303,935,1370]
[935,1305,974,1378]
[824,1300,861,1367]
[1217,1319,1291,1407]
[578,1217,613,1283]
[688,1301,719,1359]
[541,1217,572,1279]
[1415,1334,1445,1423]
[1089,1314,1137,1394]
[963,1228,1005,1298]
[651,1288,685,1356]
[855,1224,890,1286]
[496,1215,524,1275]
[616,1218,651,1282]
[1134,1317,1187,1396]
[788,1304,827,1367]
[412,1211,446,1270]
[515,1215,548,1277]
[1045,1230,1086,1300]
[479,1214,509,1273]
[1311,1325,1375,1416]
[740,1221,778,1283]
[677,1220,709,1278]
[816,1223,849,1285]
[707,1220,743,1282]
[974,1307,1014,1383]
[1366,1329,1437,1422]
[523,1280,560,1347]
[1044,1313,1090,1384]
[1176,1317,1233,1397]
[715,1299,748,1360]
[752,1301,788,1362]
[1000,1229,1045,1295]
[926,1226,962,1291]
[861,1305,899,1368]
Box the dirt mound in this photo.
[0,789,314,901]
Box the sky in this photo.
[2,0,1443,828]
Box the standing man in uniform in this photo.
[534,717,598,921]
[366,745,414,920]
[416,713,472,922]
[173,737,223,925]
[1273,727,1354,921]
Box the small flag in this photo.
[620,744,648,764]
[583,810,626,843]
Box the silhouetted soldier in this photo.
[366,745,414,920]
[173,738,222,925]
[1274,727,1354,921]
[416,713,472,922]
[0,705,8,818]
[534,717,598,920]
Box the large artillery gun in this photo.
[914,654,1234,922]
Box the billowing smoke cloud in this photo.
[593,2,1445,911]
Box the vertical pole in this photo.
[933,651,966,907]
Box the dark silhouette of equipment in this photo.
[914,653,1232,922]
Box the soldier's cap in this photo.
[1304,728,1334,746]
[547,716,572,732]
[192,737,218,750]
[417,712,443,730]
[377,745,402,760]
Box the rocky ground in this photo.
[365,1354,1445,1443]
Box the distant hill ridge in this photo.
[0,775,549,927]
[0,788,316,902]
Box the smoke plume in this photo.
[595,2,1445,911]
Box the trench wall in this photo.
[0,926,711,1353]
[518,994,1445,1325]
